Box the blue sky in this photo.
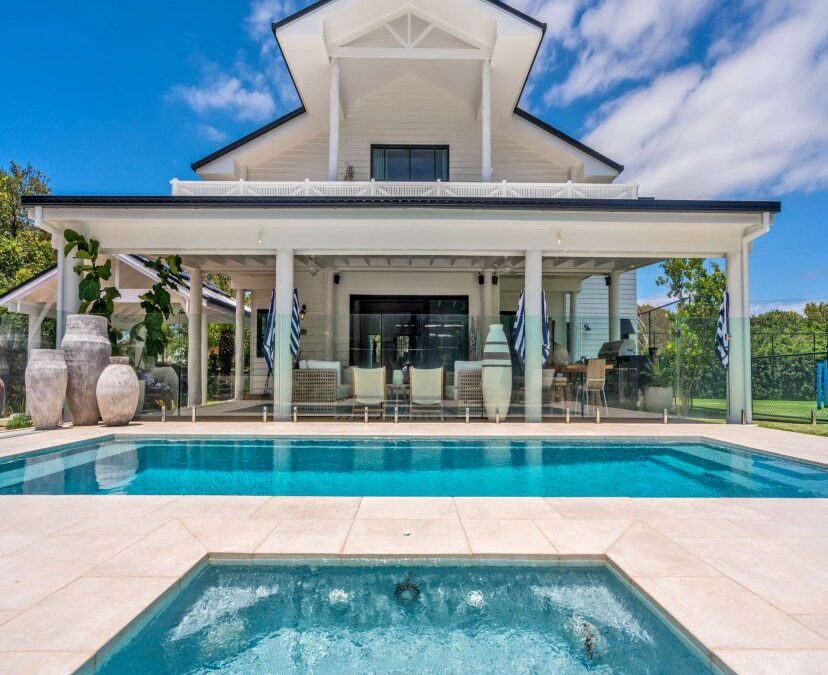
[1,0,826,312]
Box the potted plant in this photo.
[643,359,674,413]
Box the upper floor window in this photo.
[371,145,449,182]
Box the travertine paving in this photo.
[0,422,826,674]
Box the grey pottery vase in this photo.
[61,314,111,426]
[96,357,139,426]
[481,324,512,422]
[25,349,68,430]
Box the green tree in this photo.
[0,162,55,296]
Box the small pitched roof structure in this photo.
[191,0,622,179]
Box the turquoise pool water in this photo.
[98,562,711,674]
[1,436,826,497]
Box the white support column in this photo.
[274,249,294,419]
[54,233,80,346]
[482,270,493,323]
[726,251,750,423]
[201,311,209,406]
[187,268,203,408]
[568,290,579,359]
[741,239,753,420]
[608,271,621,341]
[524,250,543,422]
[481,60,493,182]
[328,58,340,181]
[234,288,245,400]
[323,271,335,361]
[28,301,53,351]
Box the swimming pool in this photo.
[2,436,826,497]
[97,561,712,674]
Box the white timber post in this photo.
[54,229,80,346]
[568,290,579,360]
[328,58,340,182]
[482,270,493,324]
[608,271,621,341]
[187,267,203,408]
[201,310,209,406]
[524,250,543,422]
[726,251,750,423]
[274,249,294,419]
[234,288,245,400]
[481,60,493,182]
[323,270,335,360]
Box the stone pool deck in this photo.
[0,422,826,674]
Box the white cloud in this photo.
[196,124,229,143]
[584,0,828,198]
[546,0,714,104]
[171,75,276,122]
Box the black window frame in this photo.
[370,144,450,182]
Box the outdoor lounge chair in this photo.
[351,367,386,420]
[409,366,444,420]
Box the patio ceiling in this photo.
[178,253,662,276]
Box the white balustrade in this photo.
[170,179,639,200]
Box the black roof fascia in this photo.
[22,195,782,214]
[190,107,306,171]
[513,108,624,173]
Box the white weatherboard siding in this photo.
[243,269,634,394]
[248,75,569,183]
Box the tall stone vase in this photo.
[25,350,68,430]
[481,324,512,422]
[97,357,139,426]
[61,314,111,426]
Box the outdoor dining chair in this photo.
[351,367,386,420]
[579,358,608,414]
[409,366,444,421]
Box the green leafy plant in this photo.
[130,255,184,361]
[644,358,674,388]
[63,229,121,346]
[6,414,33,430]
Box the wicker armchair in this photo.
[456,369,483,418]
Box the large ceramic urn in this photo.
[151,365,179,405]
[96,357,139,426]
[481,324,512,422]
[24,349,68,429]
[61,314,111,426]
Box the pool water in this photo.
[1,437,826,497]
[98,562,712,674]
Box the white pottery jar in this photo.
[481,324,512,422]
[96,357,139,426]
[61,314,111,425]
[25,349,68,429]
[135,379,146,418]
[644,386,674,413]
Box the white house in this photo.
[22,0,779,422]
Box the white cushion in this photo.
[299,360,308,369]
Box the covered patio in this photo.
[23,195,777,423]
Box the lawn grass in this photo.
[692,398,828,422]
[757,421,828,437]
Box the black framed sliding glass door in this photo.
[371,145,449,182]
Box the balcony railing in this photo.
[171,179,639,200]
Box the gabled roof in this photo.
[191,0,623,176]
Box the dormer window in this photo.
[371,145,449,182]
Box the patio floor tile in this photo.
[533,519,631,554]
[455,497,560,520]
[90,521,205,578]
[716,649,828,675]
[0,576,177,652]
[0,651,92,675]
[181,517,279,554]
[0,533,140,610]
[358,498,457,520]
[635,576,828,650]
[607,524,717,577]
[462,519,556,555]
[675,537,828,614]
[252,496,361,520]
[643,518,754,540]
[545,498,664,520]
[256,519,353,555]
[794,614,828,640]
[149,496,269,520]
[343,519,469,556]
